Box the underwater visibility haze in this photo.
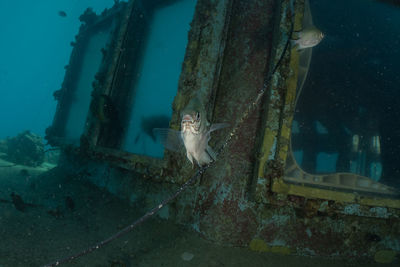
[0,0,118,140]
[0,0,399,266]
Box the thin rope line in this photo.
[216,15,293,156]
[42,167,208,267]
[42,5,294,267]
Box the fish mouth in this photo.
[181,114,200,133]
[182,114,194,123]
[181,115,194,132]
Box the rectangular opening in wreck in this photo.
[120,0,197,158]
[284,0,400,198]
[46,5,124,148]
[64,25,115,145]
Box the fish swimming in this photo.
[292,27,324,50]
[134,115,171,144]
[154,97,228,167]
[58,11,67,17]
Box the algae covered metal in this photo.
[47,0,400,263]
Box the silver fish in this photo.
[292,27,324,50]
[154,97,228,167]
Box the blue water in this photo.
[0,0,117,140]
[122,0,197,158]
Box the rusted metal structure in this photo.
[46,0,400,263]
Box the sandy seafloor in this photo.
[0,158,398,267]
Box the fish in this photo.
[295,0,320,105]
[10,192,39,211]
[292,27,324,50]
[134,115,171,144]
[58,11,67,17]
[154,97,228,167]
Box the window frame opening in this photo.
[45,2,126,148]
[253,0,400,209]
[78,0,232,183]
[119,0,199,159]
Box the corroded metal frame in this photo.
[45,2,127,147]
[254,0,400,210]
[81,0,234,182]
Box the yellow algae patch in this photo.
[271,178,400,209]
[257,128,277,178]
[250,239,269,252]
[374,250,397,264]
[272,179,355,202]
[359,198,400,209]
[249,239,291,255]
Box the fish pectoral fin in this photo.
[209,123,229,133]
[153,128,183,152]
[297,46,310,52]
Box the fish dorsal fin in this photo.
[296,0,314,104]
[304,0,314,29]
